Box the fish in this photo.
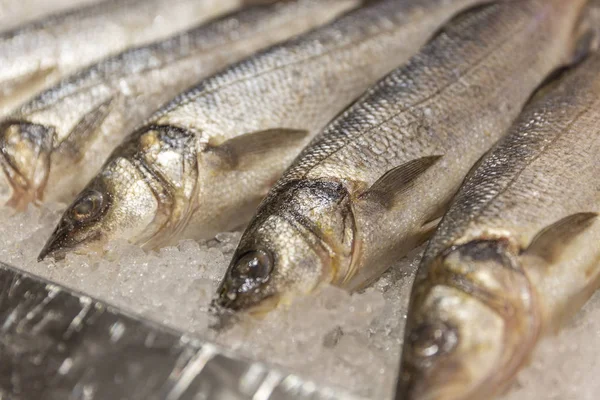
[0,0,358,211]
[0,0,245,116]
[396,51,600,400]
[214,0,591,316]
[0,0,99,31]
[38,0,496,261]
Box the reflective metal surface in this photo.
[0,262,358,400]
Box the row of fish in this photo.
[1,0,360,211]
[398,51,600,399]
[0,0,249,115]
[1,0,599,399]
[22,0,493,258]
[215,1,598,398]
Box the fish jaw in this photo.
[398,240,540,400]
[38,156,161,260]
[37,215,104,261]
[214,213,327,314]
[0,119,54,210]
[215,180,357,314]
[40,122,204,260]
[37,179,113,261]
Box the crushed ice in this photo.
[0,202,598,399]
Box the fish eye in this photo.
[409,321,458,360]
[70,190,104,222]
[231,249,273,283]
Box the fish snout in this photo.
[214,280,242,310]
[37,219,75,261]
[38,188,107,261]
[215,249,278,311]
[38,218,103,262]
[208,298,240,332]
[397,240,539,400]
[0,119,54,209]
[396,318,466,400]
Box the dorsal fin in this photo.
[525,212,598,263]
[206,128,309,170]
[57,97,114,160]
[359,155,442,208]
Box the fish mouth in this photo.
[210,289,281,331]
[38,223,73,261]
[38,225,102,262]
[397,360,476,400]
[0,120,54,209]
[38,241,69,262]
[208,305,240,332]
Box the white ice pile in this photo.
[0,202,599,399]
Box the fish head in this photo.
[0,119,54,209]
[398,287,503,400]
[38,156,161,261]
[398,240,537,400]
[214,180,356,316]
[214,214,324,316]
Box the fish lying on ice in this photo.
[397,50,600,400]
[0,0,245,116]
[0,0,358,210]
[38,0,495,260]
[214,0,590,315]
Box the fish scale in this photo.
[282,4,529,184]
[39,0,496,261]
[399,51,600,400]
[216,0,589,322]
[0,0,358,210]
[0,0,98,31]
[0,0,242,116]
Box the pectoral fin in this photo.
[359,155,443,208]
[206,128,309,170]
[568,15,597,66]
[525,212,598,263]
[419,216,442,238]
[0,66,58,114]
[57,97,114,160]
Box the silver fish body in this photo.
[0,0,99,31]
[0,0,242,116]
[39,0,493,260]
[215,0,589,314]
[0,0,353,210]
[398,51,600,400]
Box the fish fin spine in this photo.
[57,96,114,160]
[359,155,443,208]
[524,212,598,263]
[206,128,309,171]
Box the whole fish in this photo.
[38,0,496,261]
[0,0,98,31]
[0,0,357,210]
[214,0,590,315]
[0,0,244,116]
[397,52,600,400]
